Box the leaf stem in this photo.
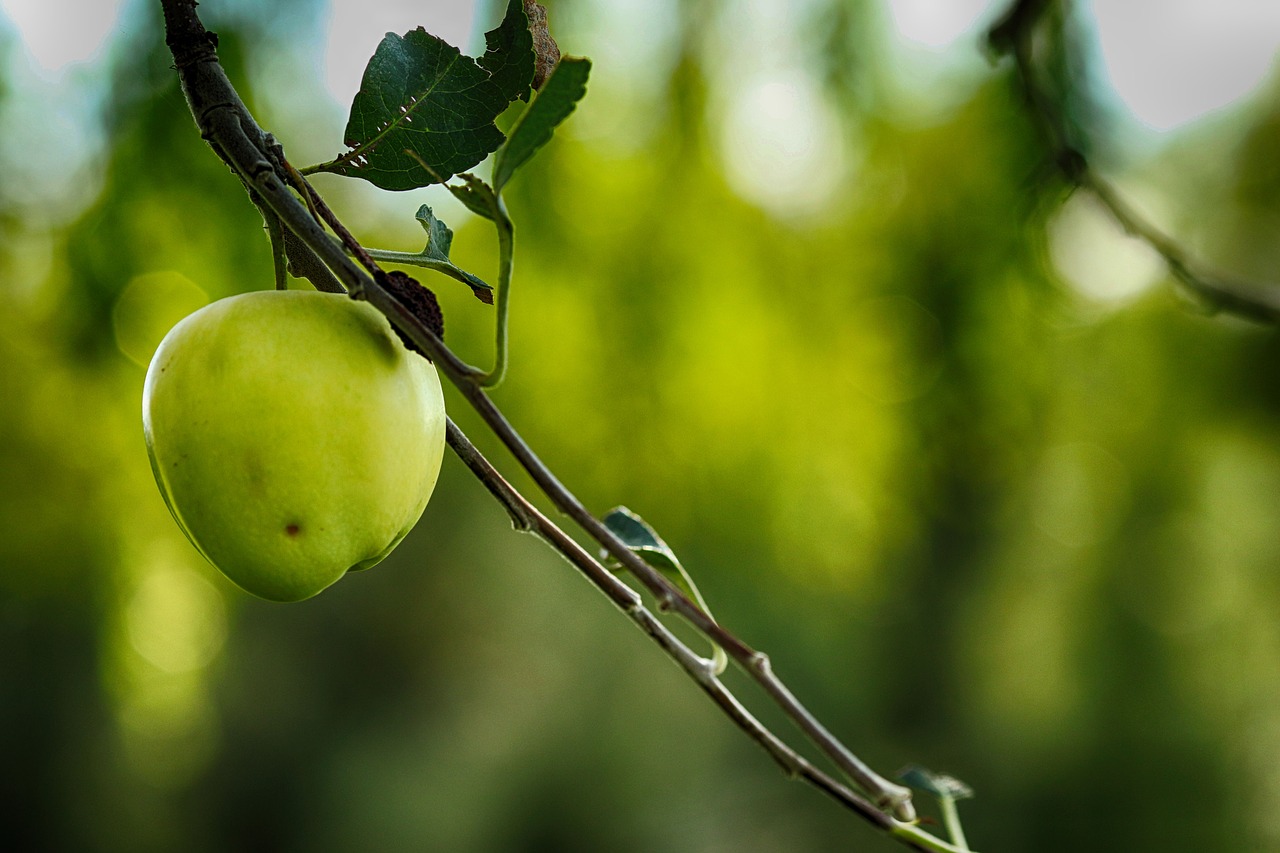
[481,196,515,387]
[940,796,971,851]
[361,247,493,300]
[891,820,975,853]
[363,248,449,268]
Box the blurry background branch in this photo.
[990,0,1280,323]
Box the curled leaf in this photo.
[523,0,561,90]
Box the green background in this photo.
[3,1,1280,850]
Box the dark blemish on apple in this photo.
[285,523,301,537]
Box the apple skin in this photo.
[143,290,446,602]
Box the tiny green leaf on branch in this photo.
[363,205,495,304]
[601,506,727,674]
[900,765,975,852]
[443,170,502,222]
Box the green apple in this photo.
[143,290,446,602]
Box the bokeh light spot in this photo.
[0,0,126,75]
[887,0,993,49]
[1048,192,1164,305]
[126,562,227,674]
[112,271,209,368]
[718,70,851,218]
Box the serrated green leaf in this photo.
[417,204,454,255]
[363,206,493,302]
[414,205,493,300]
[317,0,535,191]
[602,506,727,674]
[493,57,591,193]
[898,765,975,801]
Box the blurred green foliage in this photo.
[3,1,1280,851]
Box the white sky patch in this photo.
[321,0,479,109]
[0,0,126,76]
[1089,0,1280,131]
[887,0,994,49]
[1048,192,1164,305]
[553,0,680,153]
[879,0,999,125]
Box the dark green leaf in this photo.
[317,1,535,191]
[413,206,492,301]
[603,506,682,574]
[480,0,536,103]
[363,206,493,303]
[493,57,591,193]
[602,506,726,674]
[898,765,975,801]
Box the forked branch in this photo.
[158,0,961,847]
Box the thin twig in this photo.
[159,0,927,838]
[281,162,382,277]
[444,419,948,845]
[263,206,287,290]
[992,0,1280,323]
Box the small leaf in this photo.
[898,765,975,802]
[602,506,726,674]
[493,57,591,193]
[316,0,535,191]
[362,205,494,302]
[417,205,455,256]
[413,206,493,301]
[444,172,501,222]
[604,506,682,573]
